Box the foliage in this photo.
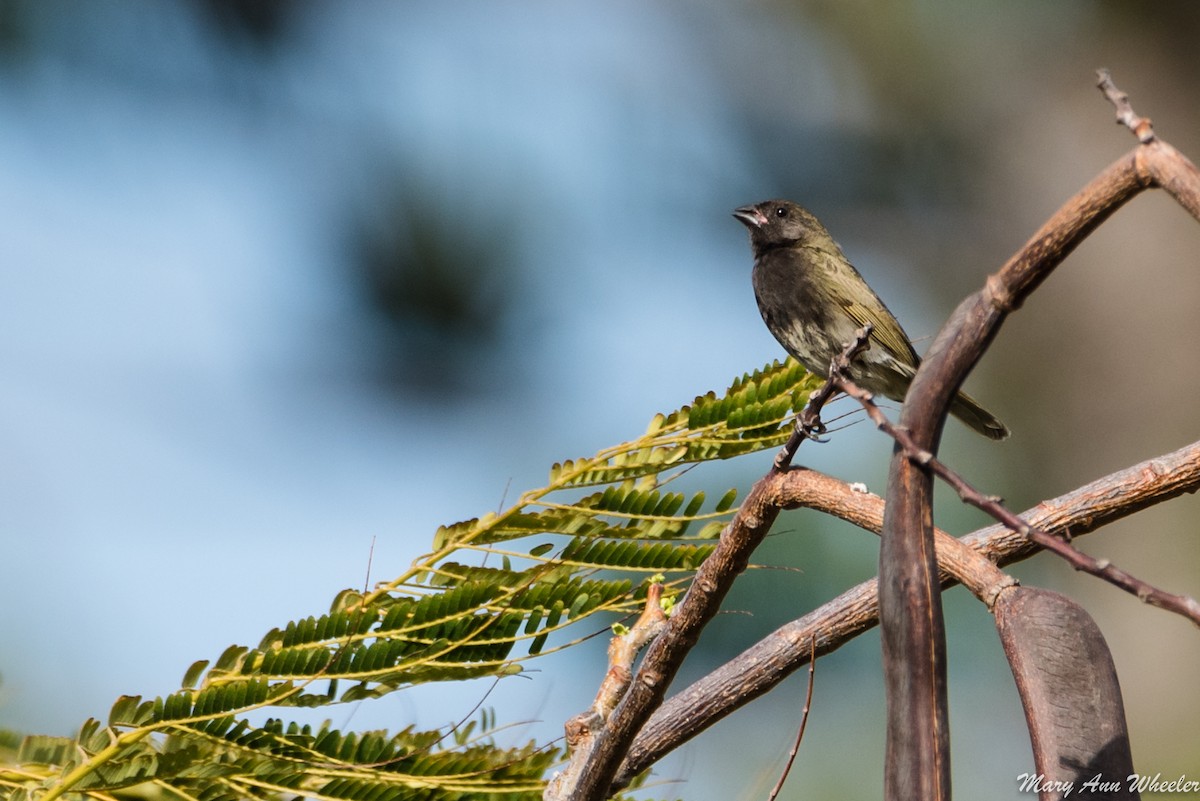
[0,360,817,801]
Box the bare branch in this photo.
[1097,70,1200,220]
[553,456,792,799]
[770,466,1014,606]
[837,374,1200,626]
[612,436,1200,789]
[1096,68,1156,143]
[546,582,668,801]
[554,327,884,799]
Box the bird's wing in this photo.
[835,287,919,366]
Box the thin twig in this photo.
[765,636,816,801]
[1096,69,1156,143]
[835,371,1200,627]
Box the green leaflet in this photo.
[15,734,76,766]
[548,360,813,489]
[560,537,714,571]
[6,359,814,801]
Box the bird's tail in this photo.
[950,390,1009,440]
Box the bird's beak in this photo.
[732,205,768,229]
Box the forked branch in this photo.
[879,70,1200,801]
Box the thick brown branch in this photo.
[546,583,668,801]
[768,466,1013,605]
[1140,139,1200,222]
[879,73,1200,800]
[612,437,1200,789]
[556,464,793,799]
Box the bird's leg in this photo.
[799,393,828,438]
[773,393,828,472]
[771,328,874,472]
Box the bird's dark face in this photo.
[732,200,828,254]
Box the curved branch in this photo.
[553,338,868,800]
[879,73,1200,800]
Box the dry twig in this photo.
[1097,68,1155,143]
[546,581,669,801]
[834,371,1200,627]
[765,637,817,801]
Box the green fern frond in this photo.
[3,359,814,801]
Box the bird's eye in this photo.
[774,206,788,218]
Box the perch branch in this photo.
[552,450,791,799]
[772,326,873,471]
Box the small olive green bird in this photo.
[733,199,1008,440]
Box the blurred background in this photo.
[2,2,1199,798]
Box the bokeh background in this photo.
[2,2,1198,799]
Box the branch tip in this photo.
[1096,68,1155,144]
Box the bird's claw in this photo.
[797,412,827,442]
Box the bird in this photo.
[733,198,1009,440]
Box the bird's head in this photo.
[732,199,833,254]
